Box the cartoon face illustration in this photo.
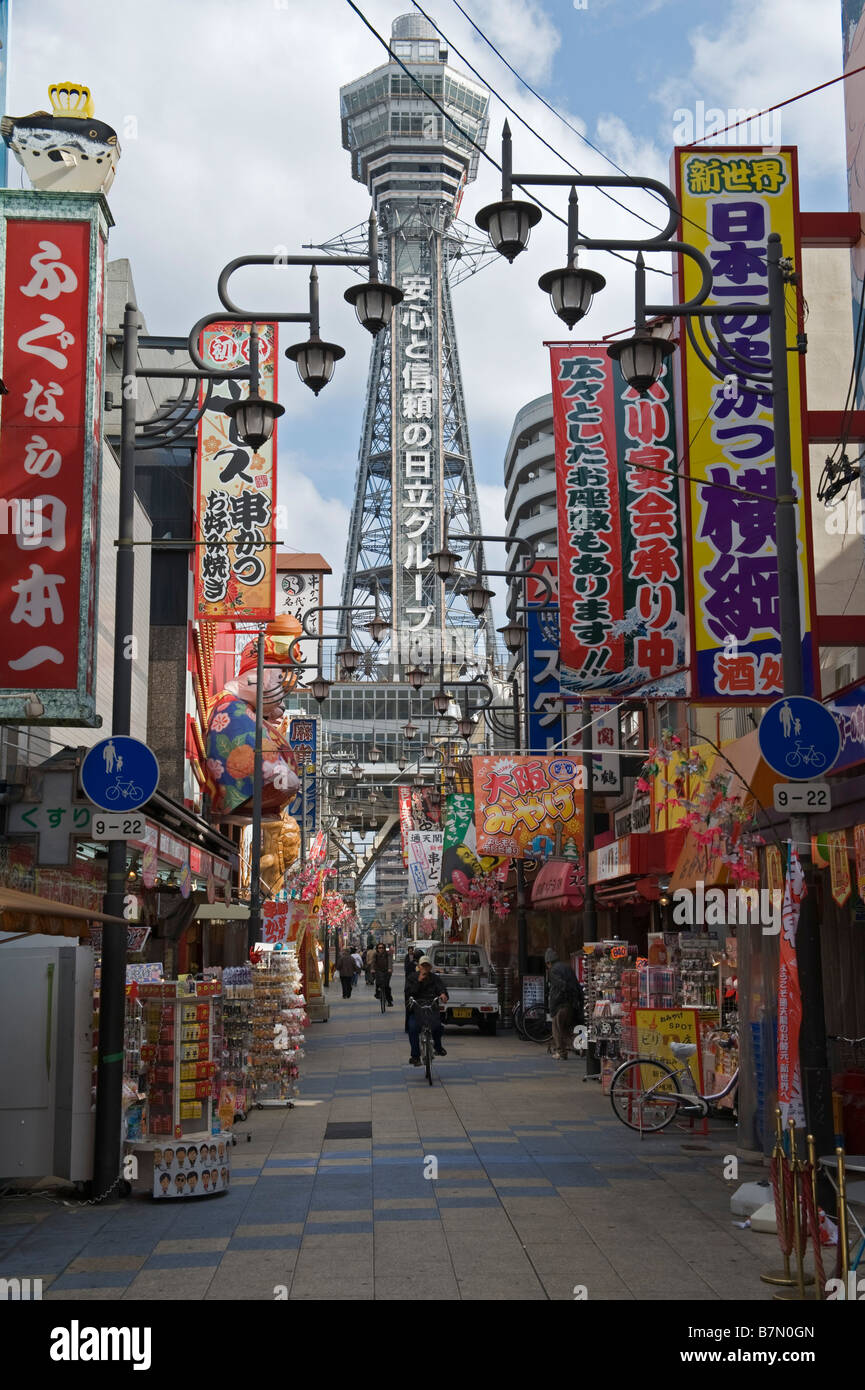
[210,1168,219,1186]
[187,1171,198,1191]
[163,1148,174,1167]
[218,1143,225,1160]
[176,1147,187,1168]
[187,1146,198,1164]
[159,1173,170,1194]
[154,1149,164,1168]
[220,1167,228,1185]
[209,1145,217,1162]
[202,1171,211,1190]
[174,1173,186,1192]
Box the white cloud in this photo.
[462,0,561,86]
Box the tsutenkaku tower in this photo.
[338,12,496,676]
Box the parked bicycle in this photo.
[512,998,552,1045]
[410,998,439,1085]
[609,1030,739,1134]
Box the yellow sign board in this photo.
[674,148,817,701]
[633,1007,703,1091]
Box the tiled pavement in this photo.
[1,983,789,1301]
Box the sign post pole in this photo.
[768,236,832,1161]
[93,302,139,1200]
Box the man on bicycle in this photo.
[406,957,449,1066]
[372,942,394,1006]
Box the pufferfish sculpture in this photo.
[2,82,120,195]
[204,618,303,819]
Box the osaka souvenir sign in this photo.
[472,755,584,861]
[0,189,109,723]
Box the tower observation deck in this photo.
[339,12,497,677]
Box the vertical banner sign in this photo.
[564,705,622,794]
[0,196,107,722]
[473,755,584,860]
[393,258,440,668]
[0,2,8,188]
[407,829,444,897]
[854,822,865,901]
[551,344,685,692]
[828,830,852,907]
[287,716,317,840]
[674,147,816,699]
[777,846,805,1128]
[527,605,563,754]
[194,323,277,622]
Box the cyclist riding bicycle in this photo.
[406,957,449,1066]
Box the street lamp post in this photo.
[476,126,831,1153]
[92,230,400,1198]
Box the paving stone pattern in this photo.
[0,981,798,1301]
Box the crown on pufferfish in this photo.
[48,82,95,119]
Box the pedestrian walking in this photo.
[337,946,356,999]
[351,946,364,989]
[545,947,584,1060]
[372,942,394,1006]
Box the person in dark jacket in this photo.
[403,949,421,1033]
[406,957,449,1065]
[337,947,356,999]
[545,947,584,1060]
[373,943,394,1005]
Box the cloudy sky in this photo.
[7,0,851,610]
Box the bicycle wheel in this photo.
[423,1030,434,1085]
[609,1058,680,1133]
[522,1005,553,1044]
[105,785,120,801]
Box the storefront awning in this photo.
[531,858,584,912]
[593,875,658,907]
[589,829,686,886]
[0,887,128,940]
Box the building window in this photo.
[392,41,412,57]
[418,41,438,60]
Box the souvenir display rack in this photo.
[582,940,637,1077]
[248,945,307,1106]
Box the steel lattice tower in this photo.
[337,12,497,677]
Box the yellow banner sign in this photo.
[674,148,816,700]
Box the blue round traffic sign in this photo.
[81,736,160,812]
[758,697,841,781]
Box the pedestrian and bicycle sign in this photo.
[80,737,160,813]
[758,696,841,781]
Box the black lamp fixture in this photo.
[423,738,437,759]
[337,643,361,674]
[351,762,364,782]
[369,744,382,763]
[475,197,542,263]
[407,664,427,691]
[224,391,285,452]
[308,671,332,703]
[456,716,475,741]
[285,333,345,396]
[463,577,495,618]
[412,772,425,788]
[364,577,389,644]
[498,619,527,655]
[432,688,450,717]
[430,541,460,581]
[285,266,346,396]
[537,186,606,330]
[607,328,676,395]
[397,750,407,772]
[343,212,404,335]
[403,720,418,740]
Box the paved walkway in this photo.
[1,981,792,1301]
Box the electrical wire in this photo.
[688,61,865,145]
[409,0,674,274]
